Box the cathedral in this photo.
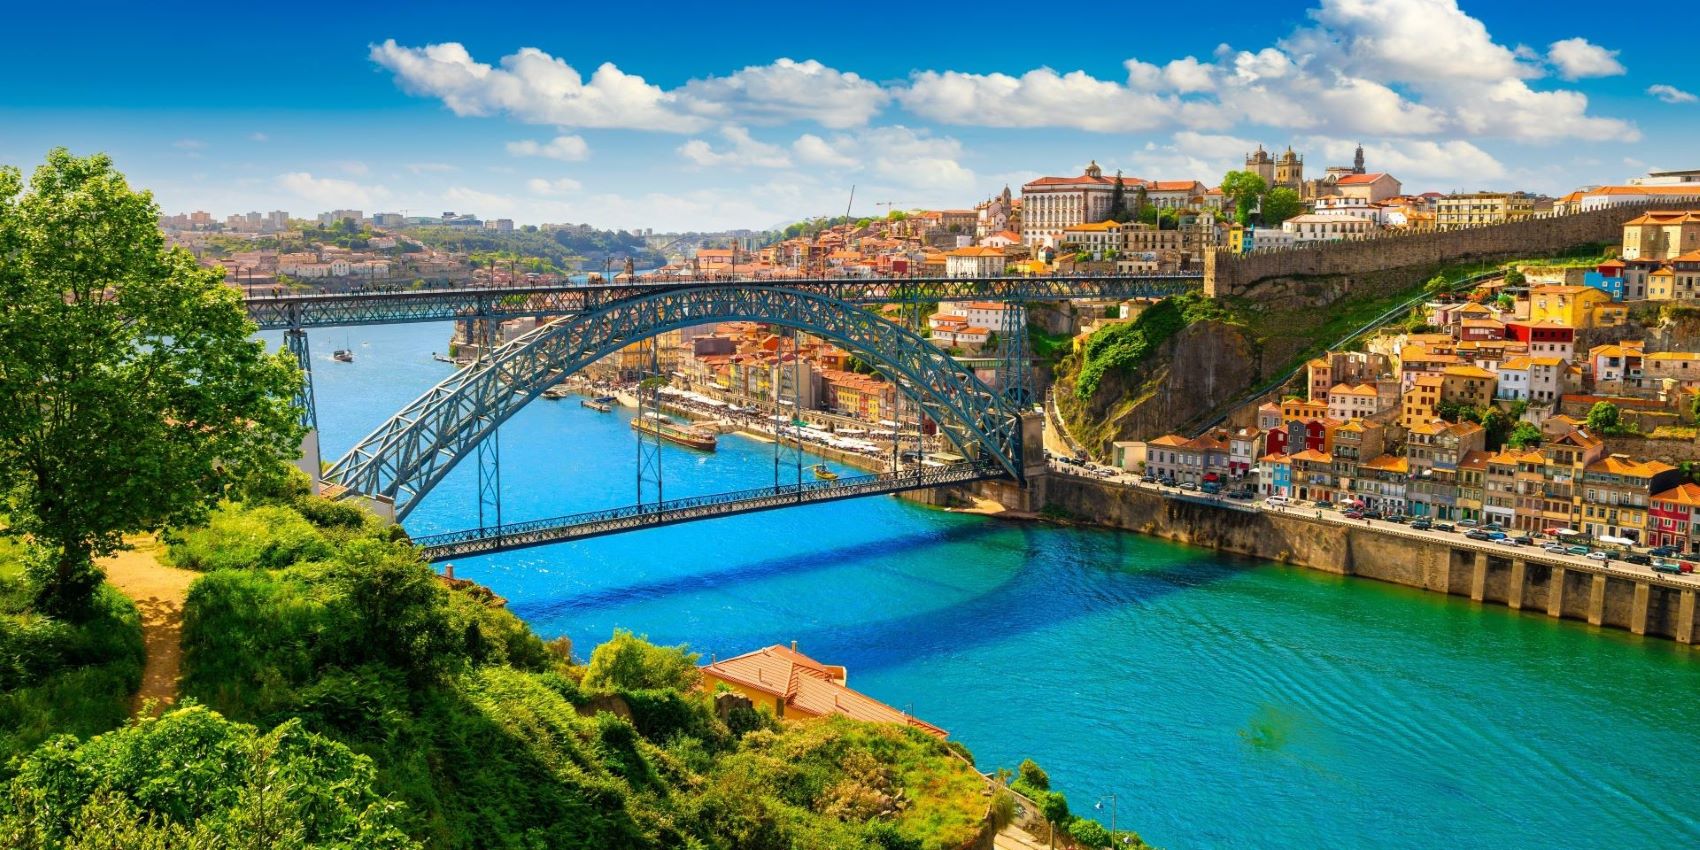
[1244,143,1370,200]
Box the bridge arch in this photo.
[324,285,1022,520]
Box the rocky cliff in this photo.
[1056,319,1263,456]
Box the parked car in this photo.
[1364,510,1385,520]
[1565,545,1590,556]
[1343,510,1364,520]
[1650,546,1680,557]
[1410,519,1433,530]
[1652,559,1683,574]
[1179,482,1199,491]
[1385,514,1409,524]
[1495,537,1520,546]
[1542,543,1567,553]
[1585,551,1609,562]
[1434,523,1455,533]
[1459,519,1480,529]
[1465,530,1493,541]
[1486,531,1508,541]
[1227,489,1254,501]
[1623,553,1652,566]
[1201,482,1222,495]
[1513,536,1534,546]
[1484,522,1506,533]
[1265,496,1289,508]
[1159,477,1176,487]
[1140,475,1157,484]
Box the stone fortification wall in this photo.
[1205,199,1700,301]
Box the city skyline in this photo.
[4,0,1695,231]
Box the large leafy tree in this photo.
[1219,170,1268,225]
[0,149,303,616]
[1259,187,1304,226]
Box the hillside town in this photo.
[1130,209,1700,551]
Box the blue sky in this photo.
[2,0,1694,232]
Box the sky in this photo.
[2,0,1695,233]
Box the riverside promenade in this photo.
[1037,463,1700,645]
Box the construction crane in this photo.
[875,201,903,218]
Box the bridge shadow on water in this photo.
[506,518,1249,675]
[506,520,1006,622]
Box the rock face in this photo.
[1057,319,1262,455]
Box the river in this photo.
[278,322,1700,849]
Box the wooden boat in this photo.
[541,386,570,400]
[333,348,354,363]
[811,463,838,481]
[581,398,612,412]
[630,414,717,451]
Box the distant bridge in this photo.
[412,463,1000,561]
[244,274,1202,330]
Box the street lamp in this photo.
[1094,795,1119,844]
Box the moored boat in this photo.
[333,348,354,363]
[581,398,612,412]
[630,414,717,451]
[541,386,570,400]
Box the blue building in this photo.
[1582,259,1626,301]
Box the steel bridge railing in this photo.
[245,274,1203,330]
[412,461,1001,561]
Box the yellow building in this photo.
[1401,374,1444,428]
[1621,210,1700,261]
[1440,365,1497,408]
[1527,284,1624,329]
[700,643,947,737]
[1434,192,1537,230]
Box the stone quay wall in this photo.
[1025,474,1698,645]
[1205,199,1700,302]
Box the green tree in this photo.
[1219,170,1268,225]
[582,629,701,692]
[1259,186,1303,226]
[1068,818,1113,848]
[1586,401,1621,433]
[1132,185,1149,221]
[1503,268,1527,287]
[1108,171,1128,223]
[1506,421,1543,449]
[1016,759,1050,791]
[0,150,303,616]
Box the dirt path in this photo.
[100,537,198,716]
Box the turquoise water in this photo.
[281,323,1700,849]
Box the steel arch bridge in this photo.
[324,285,1023,523]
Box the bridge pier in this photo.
[1507,559,1526,610]
[1547,567,1567,617]
[1587,574,1608,626]
[283,328,321,494]
[1630,581,1651,636]
[1470,551,1488,602]
[1678,589,1696,645]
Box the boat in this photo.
[333,348,354,363]
[581,398,612,412]
[541,386,570,400]
[811,463,838,481]
[630,414,717,451]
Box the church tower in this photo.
[1084,160,1103,179]
[1353,144,1366,174]
[1245,145,1274,184]
[1275,145,1304,189]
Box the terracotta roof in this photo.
[1290,449,1333,463]
[1336,172,1392,185]
[1442,365,1497,379]
[1459,450,1492,471]
[1653,483,1700,508]
[1586,455,1676,478]
[1362,454,1408,473]
[702,645,946,737]
[1024,173,1147,189]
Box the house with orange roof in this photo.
[1649,483,1700,553]
[701,643,947,738]
[1440,365,1498,408]
[1580,455,1683,543]
[1257,453,1292,499]
[1326,383,1383,422]
[1588,342,1645,387]
[1020,161,1148,246]
[1144,431,1232,485]
[1289,449,1336,502]
[1621,210,1700,261]
[1354,453,1409,513]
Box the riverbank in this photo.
[1032,472,1698,645]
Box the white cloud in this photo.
[247,132,269,142]
[336,160,370,176]
[1546,38,1625,81]
[370,40,693,131]
[676,58,887,128]
[677,126,792,168]
[792,133,858,168]
[897,67,1225,133]
[526,177,583,195]
[1300,136,1506,183]
[276,172,390,207]
[506,135,590,161]
[859,126,974,191]
[1648,84,1697,104]
[172,139,205,150]
[1128,131,1263,182]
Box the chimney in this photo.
[791,640,798,652]
[443,563,455,580]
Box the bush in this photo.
[1069,818,1113,848]
[1017,758,1050,791]
[581,629,701,693]
[0,704,418,849]
[168,503,332,571]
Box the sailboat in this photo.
[333,333,355,363]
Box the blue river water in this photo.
[277,322,1700,849]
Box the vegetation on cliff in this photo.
[1073,293,1242,401]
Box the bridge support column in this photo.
[1630,581,1651,636]
[1470,551,1488,602]
[1587,574,1608,626]
[1547,567,1567,618]
[1507,559,1526,610]
[995,299,1032,406]
[1678,589,1696,645]
[284,328,321,494]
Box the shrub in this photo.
[168,503,331,571]
[1068,818,1113,848]
[1017,758,1050,791]
[581,629,701,693]
[0,704,418,849]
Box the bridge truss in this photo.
[322,285,1024,522]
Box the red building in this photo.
[1649,483,1700,553]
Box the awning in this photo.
[1599,535,1635,546]
[1545,527,1578,536]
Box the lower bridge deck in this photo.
[412,462,1003,561]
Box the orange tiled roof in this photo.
[702,645,949,737]
[1336,172,1392,185]
[1653,482,1700,507]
